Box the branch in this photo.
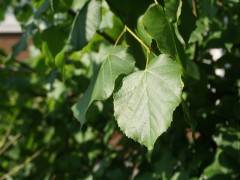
[192,0,198,17]
[0,127,13,149]
[97,30,115,44]
[192,0,199,62]
[0,146,46,180]
[0,133,22,156]
[15,60,35,73]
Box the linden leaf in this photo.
[114,54,183,149]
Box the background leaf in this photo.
[142,4,186,67]
[41,26,66,66]
[63,0,102,52]
[164,0,182,23]
[178,1,196,44]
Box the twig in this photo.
[15,61,35,73]
[0,133,22,156]
[192,0,198,17]
[0,146,46,180]
[0,127,12,149]
[192,0,199,62]
[97,31,115,45]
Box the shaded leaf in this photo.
[185,60,200,81]
[142,4,186,67]
[181,98,197,134]
[33,0,51,19]
[178,1,196,44]
[114,55,183,149]
[164,0,182,23]
[42,26,66,65]
[55,51,66,78]
[42,42,54,65]
[72,46,135,125]
[50,0,73,12]
[63,0,101,52]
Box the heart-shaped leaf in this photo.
[114,54,183,149]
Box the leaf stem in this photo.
[154,0,158,4]
[192,0,198,16]
[125,26,151,68]
[114,26,126,47]
[192,0,199,63]
[114,25,151,68]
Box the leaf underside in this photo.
[114,55,183,149]
[72,46,135,126]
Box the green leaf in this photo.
[142,4,186,67]
[178,1,196,44]
[50,0,73,12]
[55,51,66,78]
[0,4,6,21]
[114,55,183,149]
[181,98,197,135]
[63,0,101,52]
[42,42,54,66]
[42,26,66,65]
[164,0,182,23]
[185,60,200,81]
[72,46,135,125]
[33,0,51,19]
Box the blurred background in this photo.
[0,0,240,179]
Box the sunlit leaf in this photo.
[114,55,183,149]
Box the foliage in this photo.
[0,0,240,179]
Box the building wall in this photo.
[0,33,29,60]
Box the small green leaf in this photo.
[72,46,135,126]
[55,51,66,78]
[164,0,182,23]
[185,60,200,81]
[181,98,197,136]
[50,0,73,12]
[114,55,183,150]
[63,0,101,52]
[42,42,54,66]
[178,1,196,44]
[33,0,51,19]
[142,4,186,67]
[42,26,66,66]
[42,26,66,57]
